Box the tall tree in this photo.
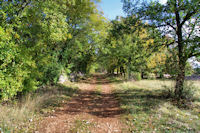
[0,0,106,100]
[122,0,200,98]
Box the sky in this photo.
[98,0,168,20]
[98,0,125,20]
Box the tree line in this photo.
[0,0,106,100]
[0,0,199,100]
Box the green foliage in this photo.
[98,16,160,78]
[42,63,63,85]
[181,82,197,101]
[162,81,197,102]
[164,49,194,77]
[194,68,200,75]
[185,63,194,76]
[0,0,106,100]
[132,72,141,81]
[0,27,28,100]
[122,0,200,98]
[147,73,156,80]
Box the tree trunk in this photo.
[175,66,185,98]
[141,72,144,79]
[127,65,130,80]
[174,53,186,99]
[174,5,186,99]
[127,57,131,80]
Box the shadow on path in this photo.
[79,74,124,85]
[58,90,124,118]
[55,74,124,118]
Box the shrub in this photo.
[181,82,197,100]
[0,27,28,100]
[162,81,197,101]
[147,73,156,79]
[132,72,141,81]
[42,63,63,85]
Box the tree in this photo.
[99,16,158,79]
[0,0,106,100]
[60,0,107,74]
[122,0,200,98]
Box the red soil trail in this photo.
[37,74,125,133]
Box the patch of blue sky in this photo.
[98,0,167,20]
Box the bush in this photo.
[194,68,200,75]
[0,27,29,100]
[162,81,197,101]
[181,82,197,100]
[42,63,63,85]
[147,73,156,79]
[132,72,141,81]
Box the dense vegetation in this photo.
[0,0,200,132]
[0,0,107,100]
[0,0,199,100]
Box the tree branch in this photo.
[190,52,200,58]
[187,19,198,40]
[16,0,31,16]
[166,22,176,31]
[180,11,196,26]
[165,41,175,47]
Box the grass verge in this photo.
[114,80,200,132]
[0,82,78,133]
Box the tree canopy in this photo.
[0,0,107,100]
[122,0,200,98]
[0,0,199,100]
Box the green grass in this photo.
[0,83,78,133]
[69,119,94,133]
[114,80,200,132]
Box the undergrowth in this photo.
[0,83,78,133]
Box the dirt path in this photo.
[37,74,125,133]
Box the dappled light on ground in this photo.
[37,74,125,133]
[114,81,200,132]
[61,90,123,118]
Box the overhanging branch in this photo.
[180,11,196,26]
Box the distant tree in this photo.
[122,0,200,98]
[99,16,160,79]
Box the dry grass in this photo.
[0,83,78,133]
[114,80,200,132]
[133,79,200,89]
[0,94,46,132]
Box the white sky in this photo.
[159,0,167,4]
